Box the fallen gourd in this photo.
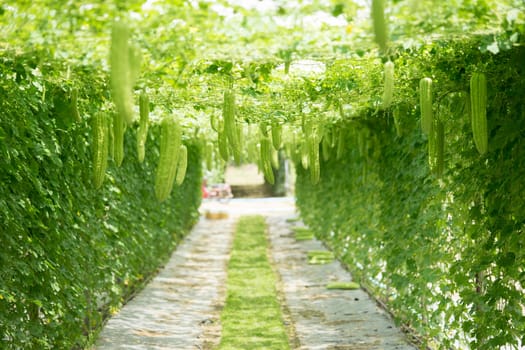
[326,282,360,290]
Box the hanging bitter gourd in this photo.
[175,144,187,185]
[92,112,109,189]
[108,111,114,160]
[155,117,182,202]
[255,143,263,174]
[223,89,241,161]
[128,44,142,86]
[371,0,387,52]
[470,72,488,155]
[382,61,394,109]
[210,113,219,132]
[247,135,259,163]
[288,141,300,166]
[260,136,275,184]
[357,128,368,159]
[419,77,433,135]
[113,111,125,167]
[271,147,279,170]
[110,20,135,125]
[232,124,243,165]
[428,120,436,172]
[70,88,81,122]
[303,117,313,138]
[301,139,310,170]
[237,123,244,155]
[309,130,320,184]
[323,126,335,148]
[137,91,149,163]
[259,121,269,137]
[218,118,229,161]
[271,122,282,150]
[322,133,331,162]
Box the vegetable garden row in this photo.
[1,0,524,349]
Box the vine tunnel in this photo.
[1,0,525,349]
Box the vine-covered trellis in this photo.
[1,0,524,348]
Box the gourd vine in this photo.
[1,0,524,348]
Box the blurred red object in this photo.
[202,183,209,198]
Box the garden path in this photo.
[93,198,415,350]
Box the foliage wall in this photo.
[0,52,202,349]
[1,1,525,349]
[295,39,525,349]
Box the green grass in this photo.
[217,216,290,350]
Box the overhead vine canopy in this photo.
[2,0,522,127]
[1,0,523,184]
[1,0,523,189]
[2,1,525,349]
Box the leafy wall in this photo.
[1,1,525,349]
[295,39,525,349]
[0,52,202,349]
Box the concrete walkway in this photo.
[267,214,415,350]
[94,198,415,350]
[93,211,235,350]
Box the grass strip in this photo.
[217,215,290,350]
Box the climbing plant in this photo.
[296,37,525,349]
[0,0,524,348]
[0,50,202,349]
